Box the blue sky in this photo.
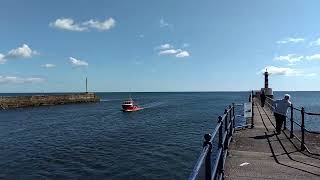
[1,0,320,92]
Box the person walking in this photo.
[273,94,292,134]
[260,91,266,107]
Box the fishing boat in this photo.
[122,98,143,112]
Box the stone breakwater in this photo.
[0,93,100,109]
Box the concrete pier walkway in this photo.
[225,98,320,179]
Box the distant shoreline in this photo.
[0,93,100,109]
[1,91,320,94]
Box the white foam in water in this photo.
[142,102,165,109]
[100,99,123,102]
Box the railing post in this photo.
[224,109,228,133]
[218,116,223,148]
[290,104,294,138]
[218,116,224,178]
[251,100,254,128]
[229,105,232,122]
[232,103,235,129]
[203,134,212,180]
[224,109,229,152]
[228,105,232,136]
[301,107,306,151]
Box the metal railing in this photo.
[261,96,320,154]
[189,92,254,180]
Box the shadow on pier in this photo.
[225,98,320,179]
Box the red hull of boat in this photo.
[122,105,143,112]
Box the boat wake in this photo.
[100,99,122,102]
[142,102,165,109]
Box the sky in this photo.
[1,0,320,92]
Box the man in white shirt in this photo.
[272,94,292,134]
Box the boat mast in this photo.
[86,77,88,93]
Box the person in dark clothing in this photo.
[249,91,254,102]
[260,91,266,107]
[272,94,291,134]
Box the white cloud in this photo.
[306,54,320,61]
[6,44,39,59]
[176,51,190,58]
[0,44,39,63]
[159,49,182,55]
[157,43,190,58]
[0,76,45,84]
[50,17,116,32]
[263,66,298,76]
[305,73,317,77]
[42,64,56,68]
[50,18,87,31]
[69,57,88,67]
[82,18,116,31]
[159,43,173,49]
[260,66,316,77]
[277,38,305,44]
[309,38,320,46]
[273,54,303,64]
[0,53,5,64]
[160,18,170,27]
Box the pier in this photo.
[225,97,320,179]
[189,94,320,180]
[189,69,320,180]
[0,93,100,109]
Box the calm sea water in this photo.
[0,92,319,179]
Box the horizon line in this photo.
[1,90,320,94]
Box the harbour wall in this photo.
[0,93,100,109]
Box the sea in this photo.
[0,92,319,179]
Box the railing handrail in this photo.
[189,91,254,180]
[263,96,320,127]
[304,112,320,116]
[188,105,234,180]
[257,93,320,154]
[262,95,319,131]
[188,145,211,180]
[210,123,222,143]
[265,95,320,115]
